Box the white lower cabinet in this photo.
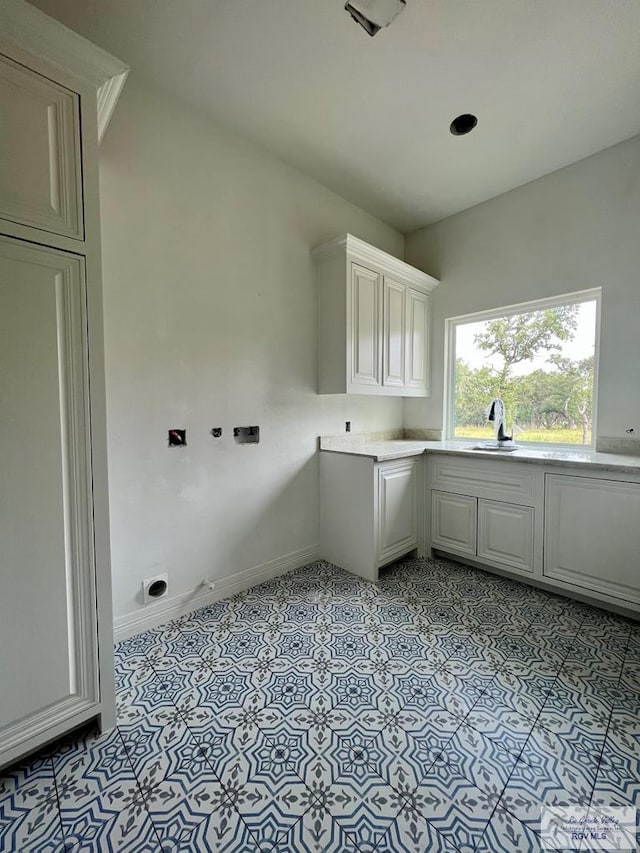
[320,452,419,581]
[431,490,534,574]
[321,449,640,617]
[544,474,640,606]
[427,456,539,577]
[377,460,418,565]
[427,454,640,614]
[431,491,477,556]
[477,500,534,574]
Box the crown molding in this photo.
[312,233,439,292]
[0,0,129,141]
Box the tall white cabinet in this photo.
[313,234,439,396]
[0,0,128,768]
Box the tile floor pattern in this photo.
[1,557,639,853]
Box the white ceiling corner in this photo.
[26,0,640,232]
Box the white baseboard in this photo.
[113,543,321,643]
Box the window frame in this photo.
[444,288,602,448]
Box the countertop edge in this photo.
[319,438,640,473]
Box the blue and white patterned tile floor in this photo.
[2,557,639,852]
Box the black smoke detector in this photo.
[450,114,478,136]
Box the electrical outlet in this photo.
[211,427,222,438]
[345,421,351,432]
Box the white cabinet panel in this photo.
[544,474,640,604]
[0,54,83,240]
[430,457,536,504]
[478,499,534,574]
[382,276,405,387]
[377,459,417,564]
[350,263,381,388]
[314,234,439,396]
[405,288,430,393]
[0,237,97,756]
[320,453,420,582]
[431,491,477,556]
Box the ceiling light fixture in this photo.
[450,114,478,136]
[345,0,406,37]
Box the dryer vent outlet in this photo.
[142,574,169,603]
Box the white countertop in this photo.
[319,436,640,473]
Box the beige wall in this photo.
[404,135,640,441]
[99,76,404,629]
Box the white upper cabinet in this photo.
[405,287,430,393]
[382,276,406,388]
[351,263,382,387]
[314,234,439,396]
[0,54,83,240]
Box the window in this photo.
[445,290,600,447]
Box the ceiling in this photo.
[28,0,640,232]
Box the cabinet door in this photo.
[349,263,382,388]
[544,474,640,604]
[405,288,430,393]
[382,276,406,387]
[0,236,98,761]
[0,54,83,240]
[477,499,534,574]
[431,491,477,556]
[377,460,418,565]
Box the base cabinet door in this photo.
[431,491,477,557]
[377,459,418,565]
[544,474,640,605]
[0,236,99,762]
[477,499,534,574]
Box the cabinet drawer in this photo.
[431,490,476,556]
[0,54,83,240]
[429,456,536,504]
[477,499,534,574]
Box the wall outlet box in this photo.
[142,573,169,603]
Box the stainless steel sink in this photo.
[466,443,519,452]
